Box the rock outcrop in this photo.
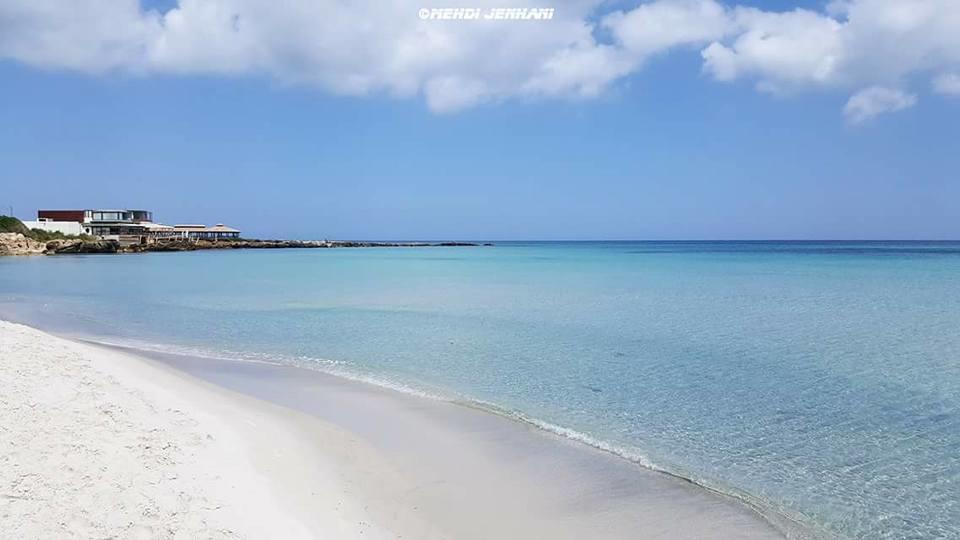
[0,233,47,255]
[2,236,488,256]
[122,239,484,253]
[45,239,121,254]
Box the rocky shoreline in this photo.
[0,233,489,256]
[0,233,47,255]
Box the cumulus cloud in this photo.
[603,0,731,58]
[1,0,609,112]
[843,86,916,123]
[699,0,960,117]
[701,8,844,90]
[0,0,161,72]
[0,0,959,118]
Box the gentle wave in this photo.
[78,335,456,402]
[455,397,824,540]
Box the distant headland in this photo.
[0,210,489,256]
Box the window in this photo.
[90,211,134,222]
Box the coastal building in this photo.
[35,209,156,238]
[32,209,241,244]
[83,210,155,239]
[173,224,241,240]
[141,222,179,240]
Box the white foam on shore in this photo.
[77,335,457,402]
[453,398,823,540]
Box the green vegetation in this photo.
[0,215,32,236]
[0,215,94,242]
[29,228,95,242]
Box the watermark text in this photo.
[418,7,555,21]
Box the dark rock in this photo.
[44,238,490,255]
[49,239,120,254]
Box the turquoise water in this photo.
[2,242,959,539]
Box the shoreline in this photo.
[1,318,795,539]
[94,336,820,540]
[77,335,817,539]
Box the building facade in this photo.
[173,224,241,240]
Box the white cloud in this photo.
[701,8,844,90]
[522,41,635,99]
[932,73,960,96]
[843,86,917,123]
[0,0,610,112]
[523,0,733,100]
[701,0,960,95]
[603,0,731,58]
[0,0,161,73]
[1,0,959,118]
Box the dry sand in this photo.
[0,320,422,539]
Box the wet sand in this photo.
[118,343,789,539]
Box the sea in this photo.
[2,241,959,539]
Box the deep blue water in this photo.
[2,241,960,539]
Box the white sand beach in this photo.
[0,320,420,539]
[1,320,788,539]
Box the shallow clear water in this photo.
[2,242,959,539]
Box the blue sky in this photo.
[1,0,958,240]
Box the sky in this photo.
[0,0,958,240]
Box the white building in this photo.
[20,218,86,236]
